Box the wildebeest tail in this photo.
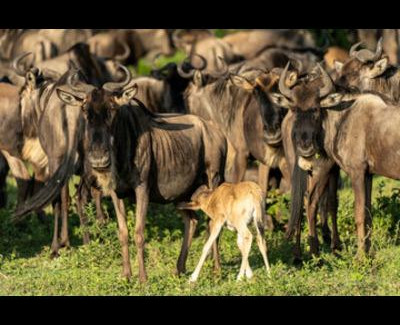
[286,158,307,240]
[12,153,76,222]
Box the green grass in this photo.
[0,173,400,295]
[0,30,399,295]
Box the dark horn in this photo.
[318,63,335,98]
[177,63,195,79]
[12,52,33,77]
[349,41,363,58]
[114,41,130,62]
[191,53,207,70]
[278,62,294,99]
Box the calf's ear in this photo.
[56,89,85,106]
[193,70,205,87]
[366,57,388,79]
[269,93,292,110]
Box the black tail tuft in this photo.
[12,154,76,223]
[286,158,307,240]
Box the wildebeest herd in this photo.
[1,29,400,283]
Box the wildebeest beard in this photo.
[292,109,325,159]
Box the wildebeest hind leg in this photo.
[59,185,70,248]
[76,180,90,245]
[50,200,61,258]
[176,210,198,275]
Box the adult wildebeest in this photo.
[0,29,57,63]
[87,30,143,66]
[183,59,292,213]
[269,64,344,260]
[270,63,396,259]
[357,29,400,65]
[334,38,400,102]
[222,29,316,61]
[133,29,175,61]
[173,30,244,74]
[38,29,93,54]
[15,64,232,282]
[0,74,49,205]
[2,43,122,88]
[129,55,204,113]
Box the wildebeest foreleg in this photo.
[327,167,341,252]
[258,163,274,231]
[134,184,149,282]
[350,170,371,257]
[50,200,61,258]
[305,169,331,256]
[91,186,107,225]
[59,185,70,248]
[176,210,198,275]
[76,179,90,245]
[111,190,132,279]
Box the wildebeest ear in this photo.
[56,89,85,106]
[193,70,204,87]
[26,71,36,88]
[286,71,298,88]
[269,93,292,110]
[122,84,138,101]
[334,60,344,74]
[230,75,254,92]
[366,57,388,79]
[320,93,343,108]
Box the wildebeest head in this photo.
[334,38,390,91]
[270,63,339,158]
[55,64,137,171]
[228,69,288,146]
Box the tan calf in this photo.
[178,182,271,282]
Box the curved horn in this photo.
[114,41,130,62]
[102,64,132,92]
[279,62,294,99]
[290,57,303,75]
[350,38,383,63]
[190,53,207,70]
[67,69,96,94]
[12,52,33,77]
[177,62,195,79]
[318,63,335,98]
[349,41,363,58]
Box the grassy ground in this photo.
[0,173,400,296]
[1,30,399,295]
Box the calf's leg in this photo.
[190,219,224,283]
